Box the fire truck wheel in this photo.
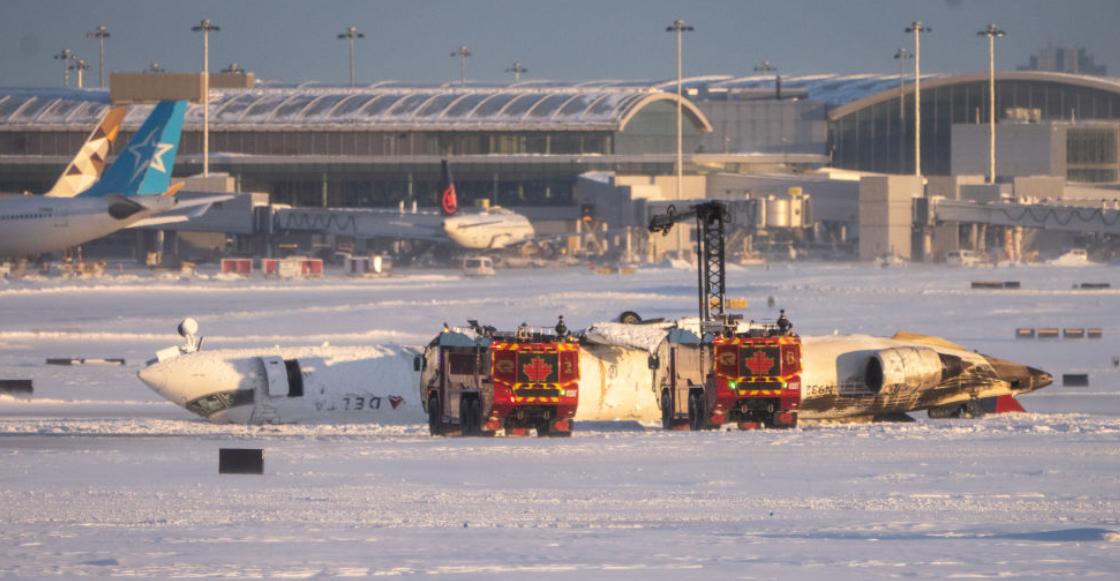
[427,395,442,436]
[460,394,480,436]
[467,396,483,435]
[547,420,573,437]
[661,391,672,430]
[764,410,798,429]
[536,421,550,437]
[687,392,705,431]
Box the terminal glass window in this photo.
[1067,128,1116,165]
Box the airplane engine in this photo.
[864,347,943,395]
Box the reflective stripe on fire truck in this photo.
[716,336,799,347]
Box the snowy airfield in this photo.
[2,261,1120,578]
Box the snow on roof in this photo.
[0,84,672,130]
[6,72,1120,128]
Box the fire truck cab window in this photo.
[448,352,476,375]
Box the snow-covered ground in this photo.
[2,262,1120,578]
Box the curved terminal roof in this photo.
[657,71,1120,114]
[825,71,1120,119]
[4,72,1115,130]
[0,82,711,132]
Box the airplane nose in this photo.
[982,355,1053,393]
[137,359,189,405]
[1026,366,1053,391]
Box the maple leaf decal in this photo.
[523,356,554,382]
[744,351,775,375]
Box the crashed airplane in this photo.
[137,317,1051,427]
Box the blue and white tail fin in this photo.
[79,100,187,198]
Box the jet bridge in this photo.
[925,198,1120,236]
[264,206,445,240]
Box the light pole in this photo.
[86,26,110,88]
[451,45,472,86]
[505,62,528,82]
[754,61,784,161]
[665,20,694,256]
[192,18,220,177]
[666,19,693,257]
[894,48,912,174]
[69,58,90,89]
[754,60,779,100]
[905,21,930,176]
[978,24,1005,184]
[337,27,364,88]
[54,49,73,87]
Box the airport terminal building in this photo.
[2,70,1119,262]
[3,71,1118,197]
[0,79,717,215]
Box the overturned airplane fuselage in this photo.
[138,324,1050,426]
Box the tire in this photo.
[959,400,985,420]
[427,394,442,436]
[536,421,550,437]
[687,391,705,431]
[661,391,673,430]
[548,421,573,438]
[765,410,798,430]
[469,397,483,435]
[618,311,642,325]
[460,394,480,436]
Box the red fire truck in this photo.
[697,331,801,429]
[658,324,801,430]
[420,322,580,437]
[648,201,801,430]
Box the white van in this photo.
[946,250,979,266]
[462,256,495,277]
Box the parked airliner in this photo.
[436,160,536,250]
[0,101,230,259]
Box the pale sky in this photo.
[2,0,1117,88]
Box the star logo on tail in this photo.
[125,129,174,184]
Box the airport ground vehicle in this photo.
[698,331,801,429]
[462,255,495,277]
[946,250,979,266]
[420,322,580,436]
[649,201,800,430]
[657,324,801,430]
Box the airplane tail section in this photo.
[44,106,128,198]
[439,159,458,216]
[79,100,187,199]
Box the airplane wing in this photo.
[128,215,191,227]
[127,194,234,228]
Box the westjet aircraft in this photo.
[0,101,229,259]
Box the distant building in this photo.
[1018,45,1106,76]
[952,121,1120,183]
